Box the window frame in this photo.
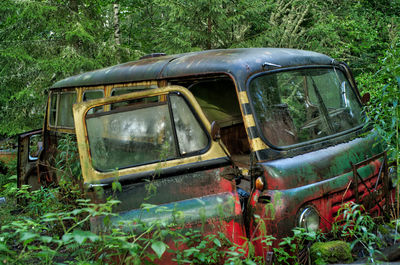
[48,91,77,129]
[79,87,212,175]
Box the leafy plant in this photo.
[332,202,383,262]
[273,227,325,265]
[357,35,400,218]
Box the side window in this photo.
[111,88,140,96]
[170,94,208,154]
[49,91,77,128]
[85,93,209,171]
[83,90,104,101]
[111,84,158,97]
[83,90,104,114]
[49,93,58,126]
[111,85,158,110]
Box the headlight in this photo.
[297,206,320,232]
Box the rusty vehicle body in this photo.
[17,48,394,261]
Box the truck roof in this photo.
[51,48,335,89]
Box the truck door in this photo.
[17,129,43,190]
[72,85,246,245]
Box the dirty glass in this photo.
[49,93,58,126]
[86,99,177,171]
[249,67,365,147]
[111,85,156,96]
[83,90,104,101]
[111,86,158,110]
[83,90,104,114]
[56,92,77,127]
[170,95,208,154]
[29,134,42,160]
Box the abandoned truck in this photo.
[17,48,395,259]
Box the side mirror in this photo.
[361,93,370,105]
[210,121,221,141]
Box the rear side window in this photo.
[85,93,209,171]
[83,90,104,114]
[111,85,158,110]
[49,92,77,128]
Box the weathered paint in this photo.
[243,114,256,128]
[262,130,383,191]
[52,48,334,90]
[249,130,388,243]
[47,81,158,133]
[89,167,246,264]
[17,129,43,189]
[73,86,229,183]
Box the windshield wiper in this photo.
[310,77,334,133]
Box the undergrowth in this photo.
[0,136,398,264]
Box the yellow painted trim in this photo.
[47,81,159,133]
[244,114,256,128]
[251,137,269,151]
[46,91,53,131]
[49,127,75,134]
[238,91,249,104]
[73,85,228,183]
[76,87,83,103]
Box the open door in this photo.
[73,85,246,247]
[17,129,43,190]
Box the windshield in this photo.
[249,67,365,147]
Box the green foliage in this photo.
[0,0,398,138]
[0,158,16,191]
[357,35,400,216]
[332,202,383,262]
[56,134,82,184]
[0,0,138,137]
[0,0,399,263]
[273,227,325,265]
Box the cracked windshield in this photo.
[249,67,366,147]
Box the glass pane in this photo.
[29,134,42,160]
[170,95,208,155]
[56,92,77,128]
[112,88,141,96]
[83,90,104,114]
[249,68,365,147]
[83,90,104,101]
[49,93,58,126]
[111,87,159,110]
[111,85,157,97]
[86,100,177,171]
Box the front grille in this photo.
[329,151,389,223]
[330,174,385,220]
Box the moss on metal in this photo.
[310,240,353,264]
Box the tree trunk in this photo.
[114,3,121,46]
[207,16,212,49]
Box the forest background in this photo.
[0,0,399,263]
[0,0,399,140]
